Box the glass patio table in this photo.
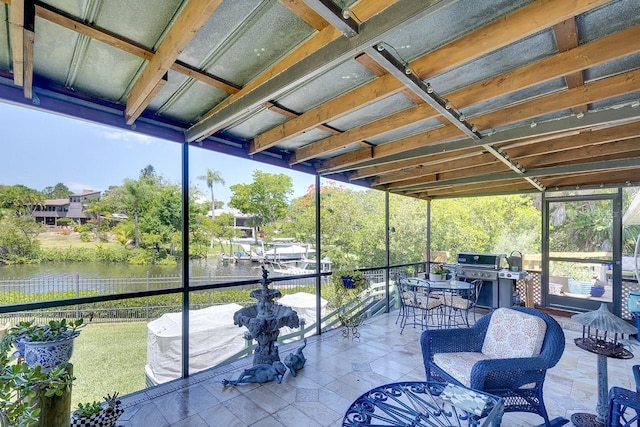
[342,381,504,426]
[412,279,474,328]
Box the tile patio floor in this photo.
[116,308,639,426]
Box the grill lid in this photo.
[456,253,505,270]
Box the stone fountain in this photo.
[233,266,300,366]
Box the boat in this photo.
[268,257,331,275]
[221,242,265,263]
[257,239,316,261]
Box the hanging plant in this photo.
[331,269,367,330]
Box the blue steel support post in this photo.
[315,174,322,335]
[426,200,431,271]
[385,191,390,313]
[181,141,190,378]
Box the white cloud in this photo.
[65,181,101,193]
[99,129,155,145]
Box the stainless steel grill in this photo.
[455,252,526,308]
[456,253,504,281]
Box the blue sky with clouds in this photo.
[0,101,328,205]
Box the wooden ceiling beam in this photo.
[355,51,425,105]
[21,0,34,99]
[263,101,341,136]
[34,2,240,95]
[250,73,405,154]
[125,0,223,125]
[504,121,640,159]
[9,0,24,86]
[194,1,396,138]
[410,0,610,78]
[319,124,461,172]
[350,147,480,180]
[385,161,510,191]
[520,138,640,169]
[292,102,438,164]
[320,68,640,172]
[447,24,640,108]
[409,179,529,198]
[278,0,330,31]
[553,18,587,113]
[474,69,640,130]
[540,167,640,189]
[373,152,498,186]
[305,24,640,168]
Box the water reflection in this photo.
[0,258,264,280]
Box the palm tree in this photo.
[198,169,225,218]
[122,179,149,247]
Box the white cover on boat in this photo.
[278,292,327,337]
[145,303,245,384]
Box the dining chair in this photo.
[395,278,413,329]
[607,365,640,427]
[444,279,483,327]
[397,278,442,333]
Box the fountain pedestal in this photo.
[233,267,299,366]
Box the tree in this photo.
[121,178,152,247]
[0,185,44,218]
[42,183,72,199]
[198,169,225,218]
[139,164,157,180]
[229,171,293,242]
[0,215,42,262]
[84,197,110,232]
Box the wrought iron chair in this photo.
[607,365,640,427]
[421,307,566,427]
[397,278,442,333]
[443,279,483,327]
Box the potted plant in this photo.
[7,319,84,372]
[590,275,606,298]
[429,264,449,281]
[331,269,367,335]
[0,337,75,427]
[71,392,124,427]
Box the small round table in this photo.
[570,338,634,426]
[342,381,504,426]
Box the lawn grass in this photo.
[38,232,121,250]
[71,321,148,409]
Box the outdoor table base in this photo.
[342,381,503,427]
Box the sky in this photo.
[0,101,334,205]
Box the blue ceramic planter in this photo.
[24,337,75,372]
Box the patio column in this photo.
[385,190,390,312]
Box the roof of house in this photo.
[1,0,639,199]
[44,199,71,206]
[70,190,100,197]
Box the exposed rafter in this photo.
[320,68,640,172]
[125,0,223,125]
[8,0,24,87]
[290,8,640,170]
[186,0,456,142]
[553,18,587,114]
[364,44,481,140]
[301,0,360,37]
[21,0,33,99]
